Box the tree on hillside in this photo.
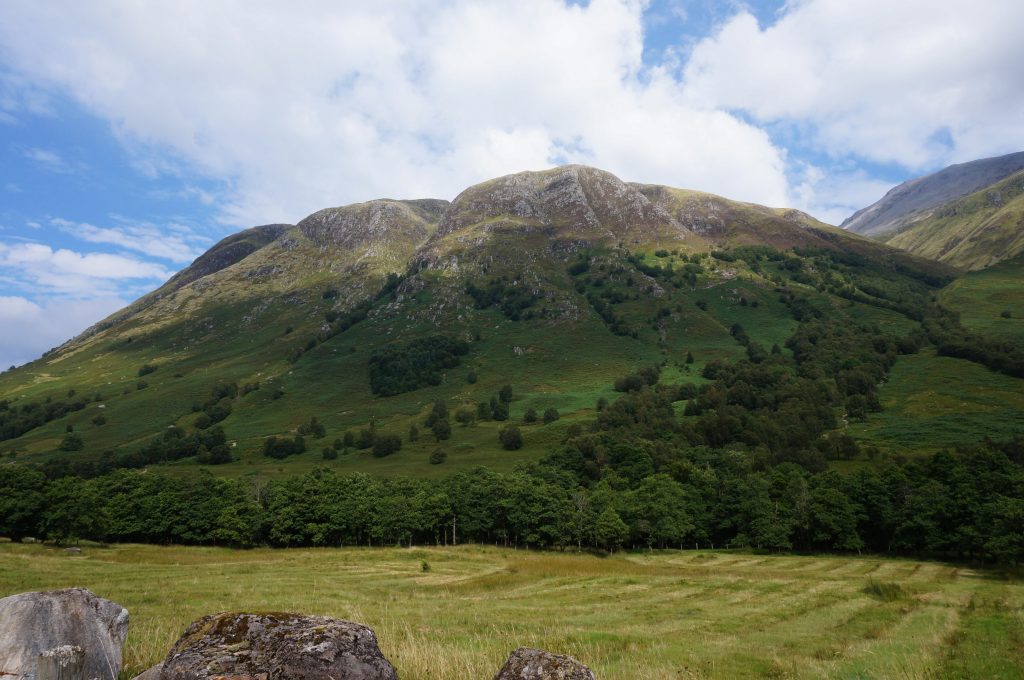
[58,432,84,452]
[431,419,451,442]
[499,425,523,450]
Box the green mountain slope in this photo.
[885,170,1024,270]
[2,165,1010,482]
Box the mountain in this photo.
[842,151,1024,270]
[0,164,963,477]
[842,151,1024,236]
[882,169,1024,270]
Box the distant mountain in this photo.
[883,170,1024,271]
[843,151,1024,237]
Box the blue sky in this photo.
[1,0,1022,368]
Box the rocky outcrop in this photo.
[0,588,129,680]
[158,612,397,680]
[493,647,596,680]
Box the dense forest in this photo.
[2,438,1022,563]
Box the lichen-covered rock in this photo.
[493,647,596,680]
[0,588,129,680]
[160,612,397,680]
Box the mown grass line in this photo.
[1,543,1020,680]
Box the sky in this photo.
[0,0,1022,368]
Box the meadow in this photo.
[1,542,1021,679]
[848,349,1024,457]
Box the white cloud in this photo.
[0,0,793,228]
[0,0,1020,231]
[21,146,78,174]
[0,241,171,296]
[0,295,127,368]
[683,0,1024,170]
[789,163,897,226]
[51,217,208,263]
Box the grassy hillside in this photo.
[885,170,1024,270]
[0,241,960,478]
[941,255,1024,343]
[848,349,1024,457]
[0,164,1013,486]
[2,542,1021,680]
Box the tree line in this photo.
[1,438,1021,563]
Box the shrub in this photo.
[137,364,158,377]
[429,449,447,464]
[58,432,84,452]
[322,447,338,460]
[425,400,448,427]
[431,419,451,442]
[523,407,538,423]
[372,434,402,457]
[91,415,106,426]
[542,408,560,424]
[297,416,326,439]
[499,425,523,450]
[262,435,306,459]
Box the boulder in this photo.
[159,612,397,680]
[129,662,163,680]
[0,588,129,680]
[493,647,596,680]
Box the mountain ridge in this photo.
[49,164,948,358]
[842,150,1024,237]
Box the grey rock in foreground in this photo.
[0,588,129,680]
[160,612,397,680]
[129,662,163,680]
[493,647,596,680]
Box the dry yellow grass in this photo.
[0,543,1021,679]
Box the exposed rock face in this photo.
[434,165,699,247]
[0,588,129,680]
[493,647,596,680]
[298,199,443,251]
[159,612,397,680]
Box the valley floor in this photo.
[1,543,1021,679]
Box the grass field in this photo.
[2,542,1022,679]
[941,255,1024,343]
[849,349,1024,457]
